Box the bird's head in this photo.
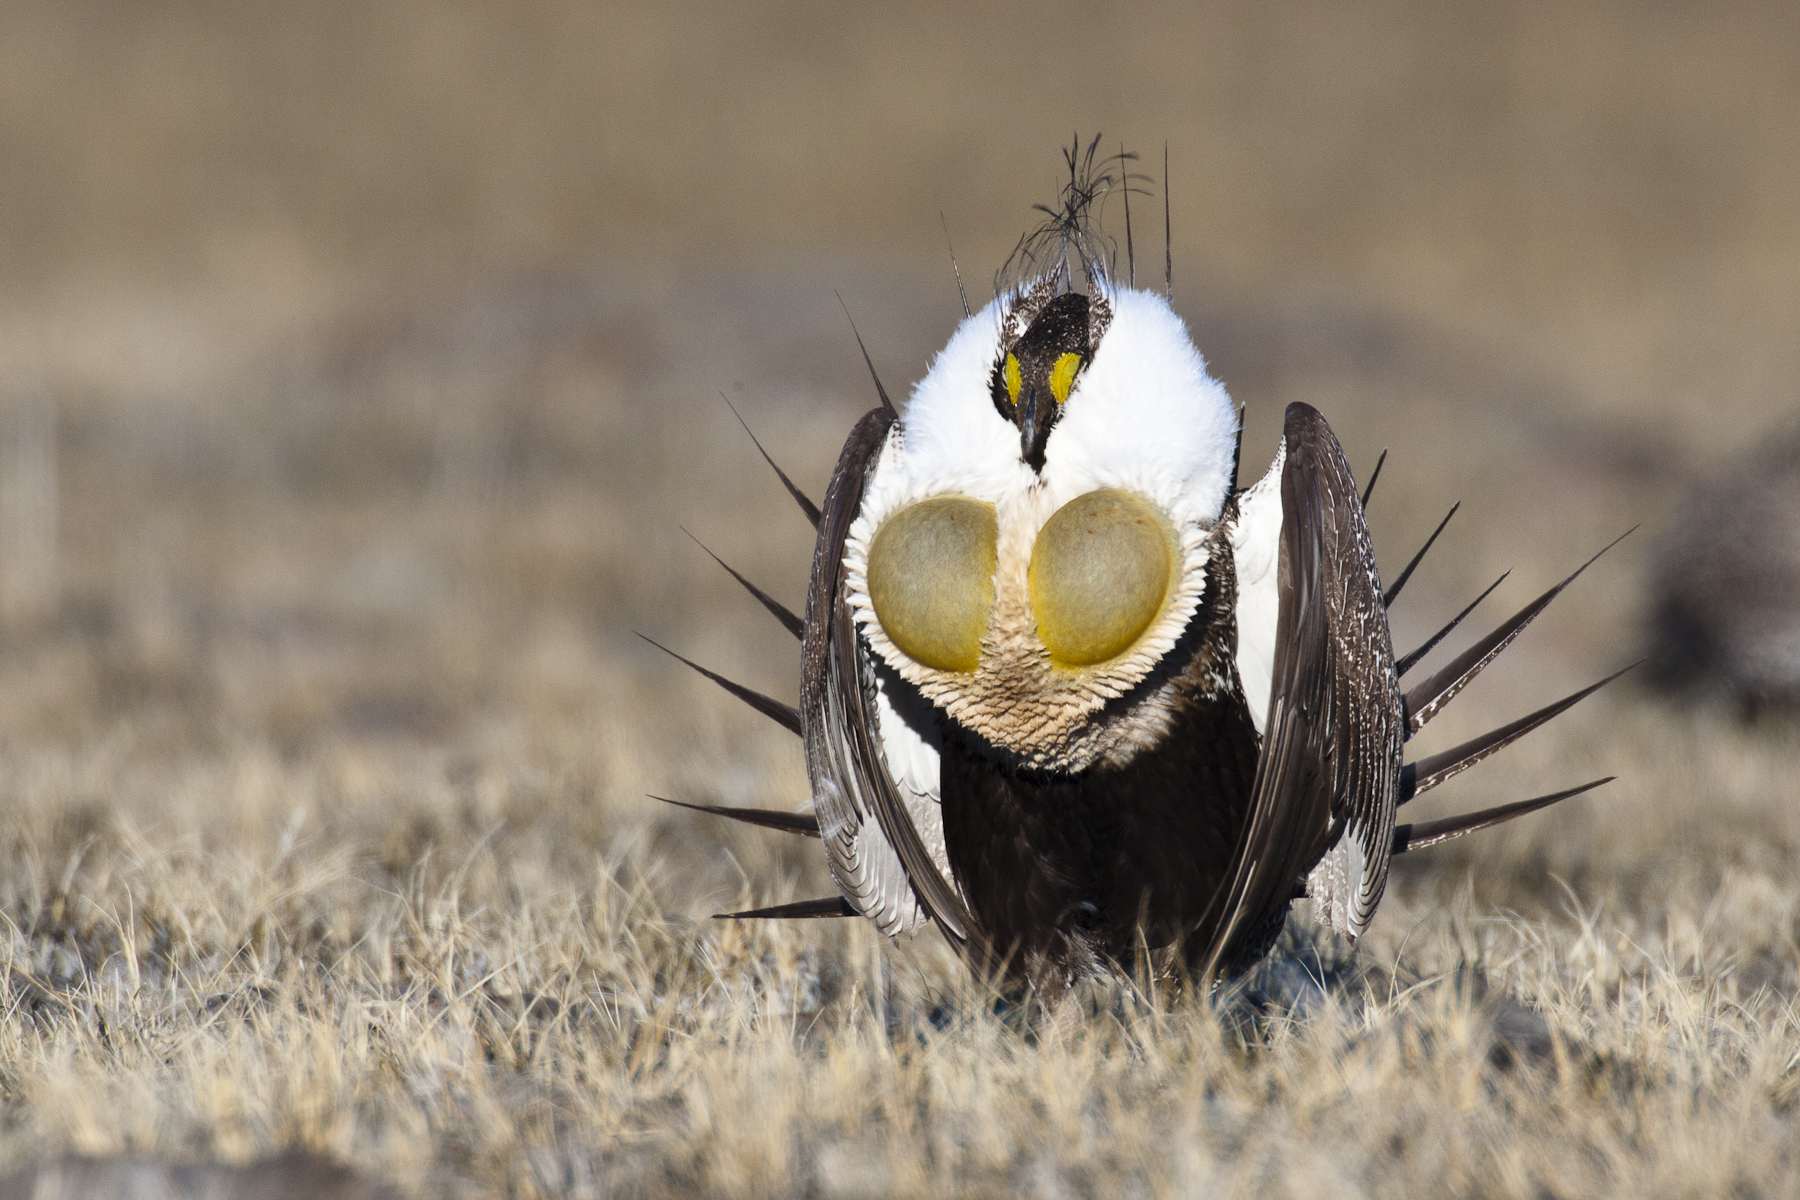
[843,270,1239,770]
[990,288,1093,473]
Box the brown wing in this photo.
[1208,401,1406,972]
[801,407,975,947]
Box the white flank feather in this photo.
[1230,439,1286,735]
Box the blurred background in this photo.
[2,1,1797,906]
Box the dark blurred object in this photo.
[1647,422,1800,717]
[0,1153,398,1200]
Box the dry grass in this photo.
[2,2,1799,1196]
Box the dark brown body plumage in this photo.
[938,536,1267,977]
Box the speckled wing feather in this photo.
[802,407,974,947]
[1211,402,1406,969]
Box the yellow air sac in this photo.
[1029,489,1176,667]
[867,496,998,672]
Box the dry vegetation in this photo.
[2,3,1800,1196]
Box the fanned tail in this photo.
[661,333,896,927]
[1372,491,1634,857]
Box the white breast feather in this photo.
[872,283,1239,531]
[1044,287,1239,529]
[882,294,1034,507]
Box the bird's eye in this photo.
[1048,352,1082,404]
[1002,354,1023,405]
[867,496,998,672]
[1028,490,1176,667]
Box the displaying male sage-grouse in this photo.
[1646,419,1800,717]
[651,141,1628,988]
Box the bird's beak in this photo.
[1019,388,1051,473]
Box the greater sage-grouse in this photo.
[651,140,1627,988]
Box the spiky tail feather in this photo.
[836,293,898,415]
[1392,778,1614,855]
[1360,448,1388,508]
[1384,502,1459,607]
[636,633,801,737]
[1396,570,1509,677]
[716,895,855,920]
[720,392,822,529]
[650,795,819,837]
[682,527,803,640]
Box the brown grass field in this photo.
[2,3,1800,1196]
